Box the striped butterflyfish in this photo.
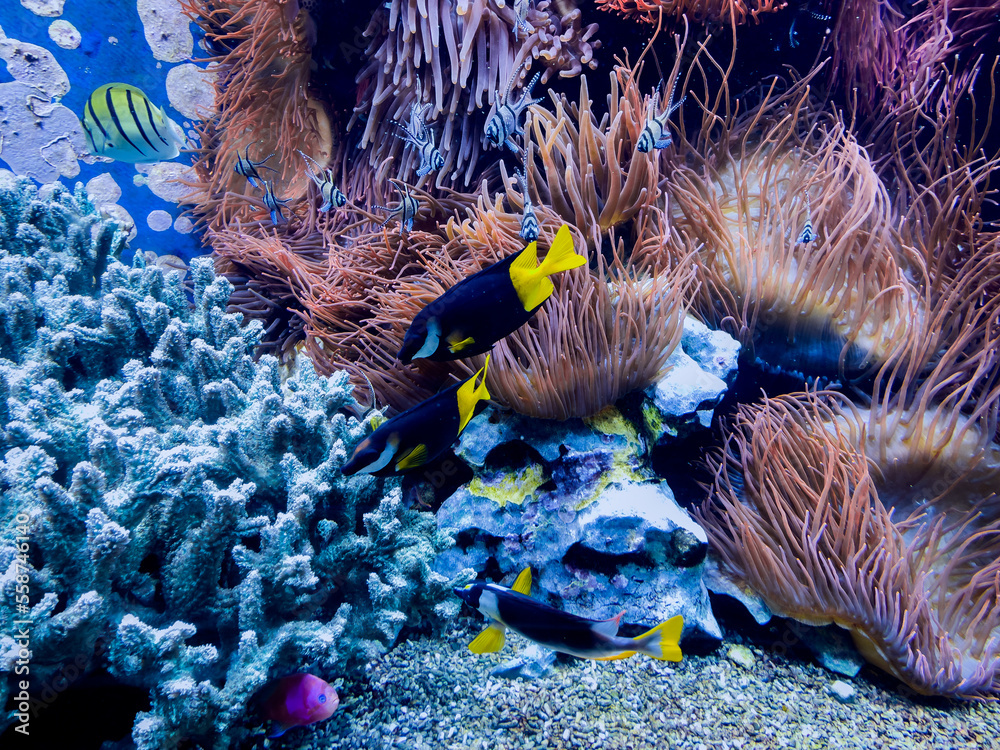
[398,224,585,363]
[81,83,185,163]
[454,567,685,662]
[340,357,491,476]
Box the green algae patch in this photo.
[469,463,547,507]
[573,406,652,511]
[584,405,643,449]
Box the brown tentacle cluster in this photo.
[698,369,1000,697]
[665,77,928,379]
[595,0,786,25]
[183,0,332,233]
[351,0,601,186]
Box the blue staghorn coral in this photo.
[0,176,465,748]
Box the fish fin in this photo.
[447,334,476,353]
[534,224,586,278]
[591,610,625,638]
[510,567,532,595]
[512,225,585,311]
[394,443,429,471]
[633,614,684,661]
[468,623,506,653]
[266,724,289,738]
[456,355,491,433]
[507,241,548,312]
[594,651,636,661]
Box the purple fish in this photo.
[261,673,339,737]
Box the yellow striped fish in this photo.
[81,83,185,163]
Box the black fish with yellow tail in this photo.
[398,224,585,363]
[340,357,491,476]
[455,568,684,661]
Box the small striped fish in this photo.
[636,78,685,154]
[796,193,818,245]
[390,100,445,178]
[298,150,347,211]
[373,179,419,232]
[81,83,184,163]
[515,153,538,243]
[484,63,543,152]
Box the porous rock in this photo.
[436,407,721,644]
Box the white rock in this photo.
[137,0,194,62]
[828,680,856,703]
[21,0,66,17]
[48,20,81,49]
[165,63,216,119]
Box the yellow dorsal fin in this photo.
[510,567,532,595]
[508,224,586,311]
[456,355,491,434]
[468,624,506,653]
[394,443,429,471]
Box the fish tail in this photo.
[534,225,585,278]
[633,614,683,661]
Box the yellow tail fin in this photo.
[633,615,684,661]
[535,224,586,277]
[509,225,586,311]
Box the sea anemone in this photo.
[595,0,785,26]
[665,77,928,380]
[184,0,333,233]
[352,0,600,185]
[698,378,1000,697]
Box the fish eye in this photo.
[318,694,327,703]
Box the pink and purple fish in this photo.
[260,673,339,737]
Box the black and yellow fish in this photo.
[340,358,491,476]
[455,568,684,661]
[81,83,185,163]
[398,224,585,363]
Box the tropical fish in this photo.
[373,179,420,231]
[81,83,185,163]
[484,62,543,151]
[454,567,685,661]
[636,78,685,153]
[259,673,339,738]
[796,192,818,245]
[515,149,539,243]
[298,150,347,211]
[235,145,277,190]
[398,224,583,363]
[391,99,446,178]
[341,357,491,476]
[512,0,533,41]
[262,181,290,226]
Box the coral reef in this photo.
[0,178,464,748]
